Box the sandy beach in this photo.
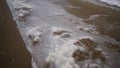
[65,0,120,42]
[2,0,120,68]
[0,0,31,68]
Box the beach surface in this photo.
[4,0,120,68]
[0,0,31,68]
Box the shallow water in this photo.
[6,0,120,68]
[65,0,120,42]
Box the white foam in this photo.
[83,0,120,9]
[51,27,67,34]
[46,40,79,68]
[99,0,120,7]
[26,27,41,43]
[6,0,120,68]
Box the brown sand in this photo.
[0,0,31,68]
[65,0,120,42]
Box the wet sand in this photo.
[0,0,31,68]
[65,0,120,42]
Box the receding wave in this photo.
[6,0,120,68]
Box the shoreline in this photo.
[65,0,120,42]
[5,0,120,68]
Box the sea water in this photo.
[7,0,120,68]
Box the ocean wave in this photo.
[6,0,120,68]
[99,0,120,7]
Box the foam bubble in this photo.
[46,40,79,68]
